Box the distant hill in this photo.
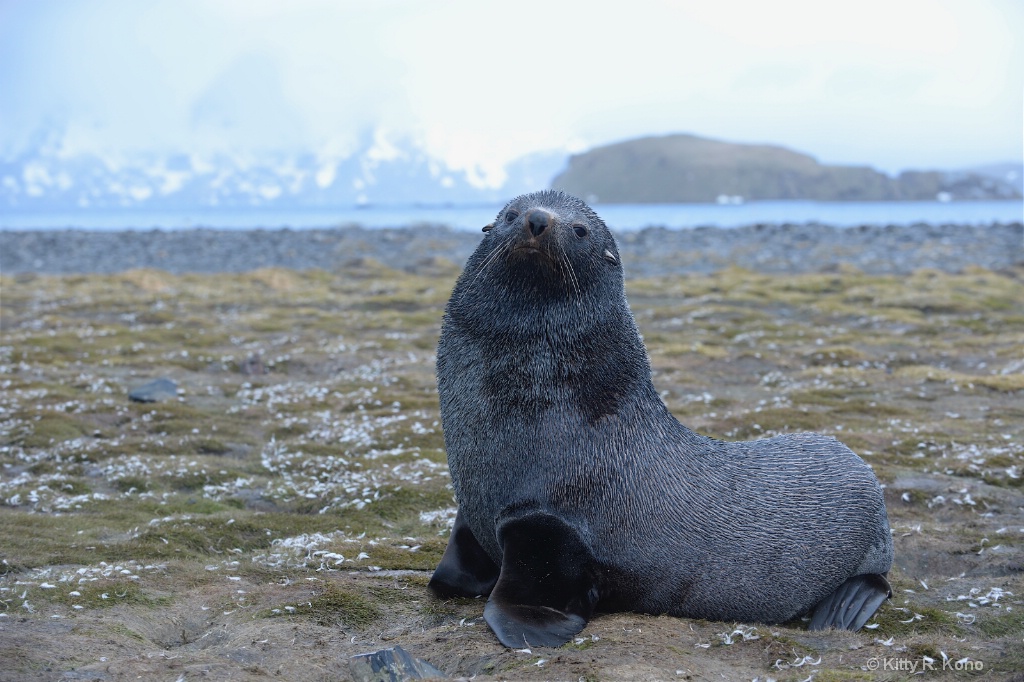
[551,134,1022,203]
[966,162,1024,194]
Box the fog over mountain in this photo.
[2,1,1021,202]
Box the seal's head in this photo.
[466,191,622,303]
[441,190,647,423]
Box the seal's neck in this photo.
[447,288,663,424]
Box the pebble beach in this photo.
[3,221,1022,276]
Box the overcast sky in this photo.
[1,0,1020,179]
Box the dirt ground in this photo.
[1,261,1023,681]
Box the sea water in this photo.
[1,199,1021,232]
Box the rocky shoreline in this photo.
[2,221,1022,277]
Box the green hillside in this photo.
[551,134,1019,202]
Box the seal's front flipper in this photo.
[483,512,599,648]
[428,508,499,598]
[808,574,891,631]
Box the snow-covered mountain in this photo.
[0,128,569,211]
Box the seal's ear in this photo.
[602,249,618,265]
[482,223,495,233]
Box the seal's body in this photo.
[429,191,893,647]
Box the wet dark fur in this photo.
[431,191,893,646]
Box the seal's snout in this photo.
[525,208,554,238]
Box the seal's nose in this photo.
[525,209,553,238]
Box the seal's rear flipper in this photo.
[484,512,599,648]
[428,508,500,598]
[808,574,891,631]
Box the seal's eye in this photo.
[573,224,588,238]
[505,210,519,224]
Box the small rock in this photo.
[128,378,178,403]
[348,645,447,681]
[240,353,265,376]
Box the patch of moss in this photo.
[0,511,132,568]
[308,583,381,628]
[15,413,94,448]
[789,387,850,404]
[563,637,597,651]
[368,486,457,525]
[366,586,417,605]
[713,406,832,438]
[46,580,170,609]
[142,496,240,516]
[354,538,446,571]
[166,469,238,493]
[262,582,380,628]
[27,461,57,476]
[418,596,463,623]
[981,472,1024,489]
[895,365,1024,392]
[402,573,431,589]
[115,512,344,561]
[757,632,816,660]
[270,423,310,440]
[804,345,866,366]
[870,601,962,638]
[974,609,1024,638]
[112,476,151,493]
[60,478,93,495]
[829,399,911,418]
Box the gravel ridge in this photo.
[2,222,1021,277]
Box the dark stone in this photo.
[128,378,178,403]
[347,645,447,681]
[240,354,265,376]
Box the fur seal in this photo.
[428,191,893,647]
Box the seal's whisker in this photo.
[563,251,582,303]
[548,241,580,303]
[473,237,513,284]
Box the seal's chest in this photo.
[478,360,586,421]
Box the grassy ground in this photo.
[1,261,1022,681]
